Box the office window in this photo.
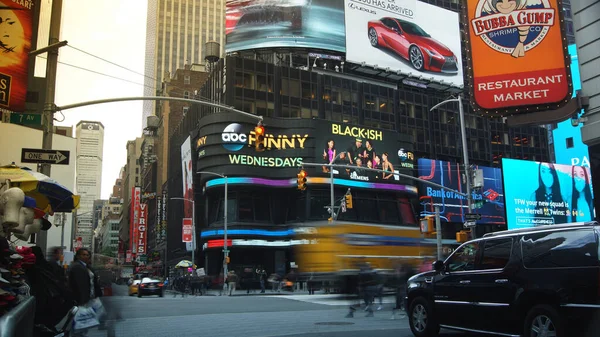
[184,75,190,85]
[183,91,189,99]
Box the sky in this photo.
[47,0,148,199]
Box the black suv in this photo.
[405,221,600,337]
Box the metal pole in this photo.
[435,206,442,261]
[330,168,335,221]
[60,213,65,249]
[457,95,475,239]
[38,0,64,252]
[191,199,195,270]
[223,176,228,292]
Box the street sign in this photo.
[21,148,70,165]
[10,113,42,126]
[465,213,482,221]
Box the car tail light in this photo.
[140,284,146,288]
[158,283,163,287]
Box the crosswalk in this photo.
[269,293,397,306]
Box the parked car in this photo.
[405,221,600,337]
[367,17,458,73]
[137,277,164,298]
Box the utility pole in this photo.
[36,0,65,252]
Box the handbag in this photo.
[89,298,106,320]
[72,305,99,331]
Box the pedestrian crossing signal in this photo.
[254,124,265,152]
[225,256,230,264]
[297,170,307,190]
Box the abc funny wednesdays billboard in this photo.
[417,159,505,224]
[0,1,34,112]
[464,0,572,113]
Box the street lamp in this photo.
[196,171,229,292]
[170,197,196,271]
[430,94,475,238]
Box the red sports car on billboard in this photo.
[367,17,458,73]
[226,0,309,35]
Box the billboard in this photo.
[314,121,416,192]
[181,136,194,251]
[0,1,33,112]
[417,159,505,224]
[552,44,590,168]
[225,0,345,53]
[137,203,147,254]
[502,158,595,230]
[344,0,463,87]
[130,187,141,254]
[464,0,571,113]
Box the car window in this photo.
[480,238,512,270]
[521,229,599,269]
[447,242,480,272]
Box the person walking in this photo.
[69,248,103,337]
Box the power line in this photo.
[66,44,156,82]
[36,55,153,89]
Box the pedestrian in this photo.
[69,248,104,337]
[258,269,267,293]
[227,270,238,296]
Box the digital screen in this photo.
[314,121,415,187]
[344,0,463,87]
[417,159,505,224]
[225,0,345,53]
[552,44,590,168]
[502,158,595,230]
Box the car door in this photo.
[464,237,519,333]
[433,241,482,327]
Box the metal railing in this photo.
[0,296,35,337]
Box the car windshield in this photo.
[133,280,141,285]
[398,20,430,37]
[142,277,159,283]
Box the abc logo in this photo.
[221,123,247,151]
[398,148,413,161]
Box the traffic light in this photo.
[297,169,307,190]
[345,194,353,209]
[225,256,230,264]
[254,123,265,152]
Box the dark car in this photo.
[367,17,458,73]
[405,221,600,337]
[138,277,164,298]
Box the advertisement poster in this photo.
[344,0,463,87]
[182,218,193,243]
[314,121,415,191]
[137,203,147,254]
[465,0,571,111]
[181,136,194,251]
[130,187,141,254]
[0,1,33,112]
[417,159,505,224]
[552,44,590,168]
[226,0,345,53]
[503,158,595,230]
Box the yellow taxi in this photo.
[128,279,141,296]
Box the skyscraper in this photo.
[75,121,104,249]
[143,0,226,128]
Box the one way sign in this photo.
[21,148,70,165]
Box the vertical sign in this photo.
[464,0,571,114]
[137,203,148,254]
[161,191,167,242]
[156,195,162,245]
[0,1,34,112]
[131,187,141,254]
[182,218,192,242]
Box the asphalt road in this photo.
[86,285,479,337]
